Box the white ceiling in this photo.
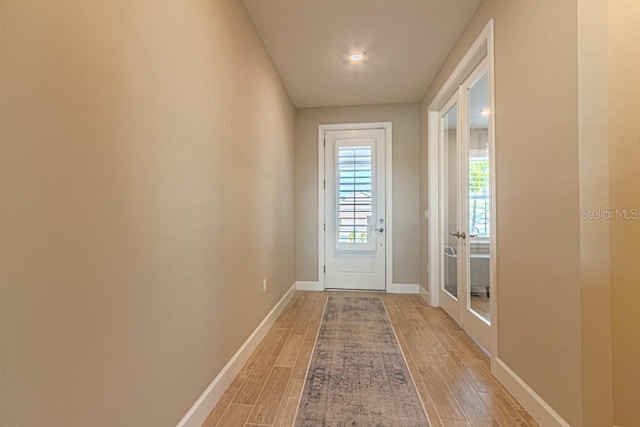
[242,0,482,108]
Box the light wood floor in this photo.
[202,291,537,427]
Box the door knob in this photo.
[376,228,384,233]
[450,231,466,239]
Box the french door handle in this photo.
[375,228,385,233]
[450,231,466,239]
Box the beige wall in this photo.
[609,1,640,425]
[421,0,583,424]
[0,1,295,426]
[578,0,613,425]
[295,104,421,284]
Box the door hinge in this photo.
[323,223,326,231]
[323,180,326,189]
[323,139,326,147]
[323,265,326,274]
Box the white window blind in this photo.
[337,146,373,244]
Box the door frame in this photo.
[318,122,393,291]
[427,20,497,359]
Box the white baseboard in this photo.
[296,281,323,291]
[388,283,420,294]
[494,357,570,427]
[176,283,297,427]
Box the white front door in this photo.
[324,128,386,291]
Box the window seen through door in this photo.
[469,154,490,238]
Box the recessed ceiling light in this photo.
[480,108,491,116]
[349,50,366,63]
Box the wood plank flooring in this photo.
[202,291,537,427]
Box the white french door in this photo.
[439,95,462,323]
[323,127,386,291]
[438,60,493,351]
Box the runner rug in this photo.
[295,296,430,426]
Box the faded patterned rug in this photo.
[295,296,429,426]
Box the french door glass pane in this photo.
[467,71,491,323]
[442,104,458,299]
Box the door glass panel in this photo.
[336,145,374,247]
[467,71,491,323]
[442,104,458,299]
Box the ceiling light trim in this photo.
[349,50,367,63]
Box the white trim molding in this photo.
[318,122,393,292]
[295,281,323,292]
[494,358,571,427]
[388,283,421,294]
[176,283,297,427]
